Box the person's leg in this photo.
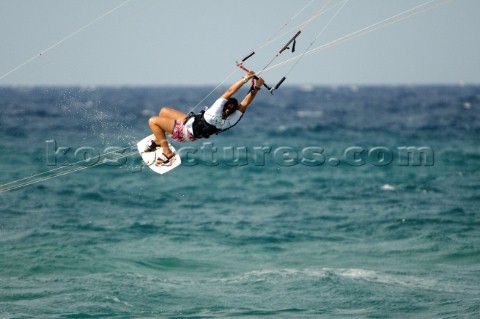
[148,107,187,157]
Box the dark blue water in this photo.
[1,85,479,318]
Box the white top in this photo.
[203,98,243,130]
[184,116,195,136]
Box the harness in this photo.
[184,110,244,139]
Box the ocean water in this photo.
[0,85,479,318]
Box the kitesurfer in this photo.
[145,70,264,165]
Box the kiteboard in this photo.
[137,135,181,174]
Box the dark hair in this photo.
[222,98,238,119]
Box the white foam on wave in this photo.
[381,184,396,191]
[217,267,440,291]
[111,295,133,307]
[335,268,439,290]
[297,110,324,118]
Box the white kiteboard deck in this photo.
[137,134,181,174]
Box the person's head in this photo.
[222,98,238,119]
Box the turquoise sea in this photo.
[0,85,479,318]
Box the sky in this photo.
[0,0,479,86]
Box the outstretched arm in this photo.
[221,70,256,100]
[238,77,264,113]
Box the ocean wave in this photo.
[215,268,442,291]
[296,110,324,118]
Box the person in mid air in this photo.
[144,70,264,165]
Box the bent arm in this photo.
[221,70,256,100]
[238,77,264,113]
[220,79,245,100]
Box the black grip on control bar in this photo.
[274,77,286,90]
[279,31,301,54]
[241,51,255,62]
[252,75,272,91]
